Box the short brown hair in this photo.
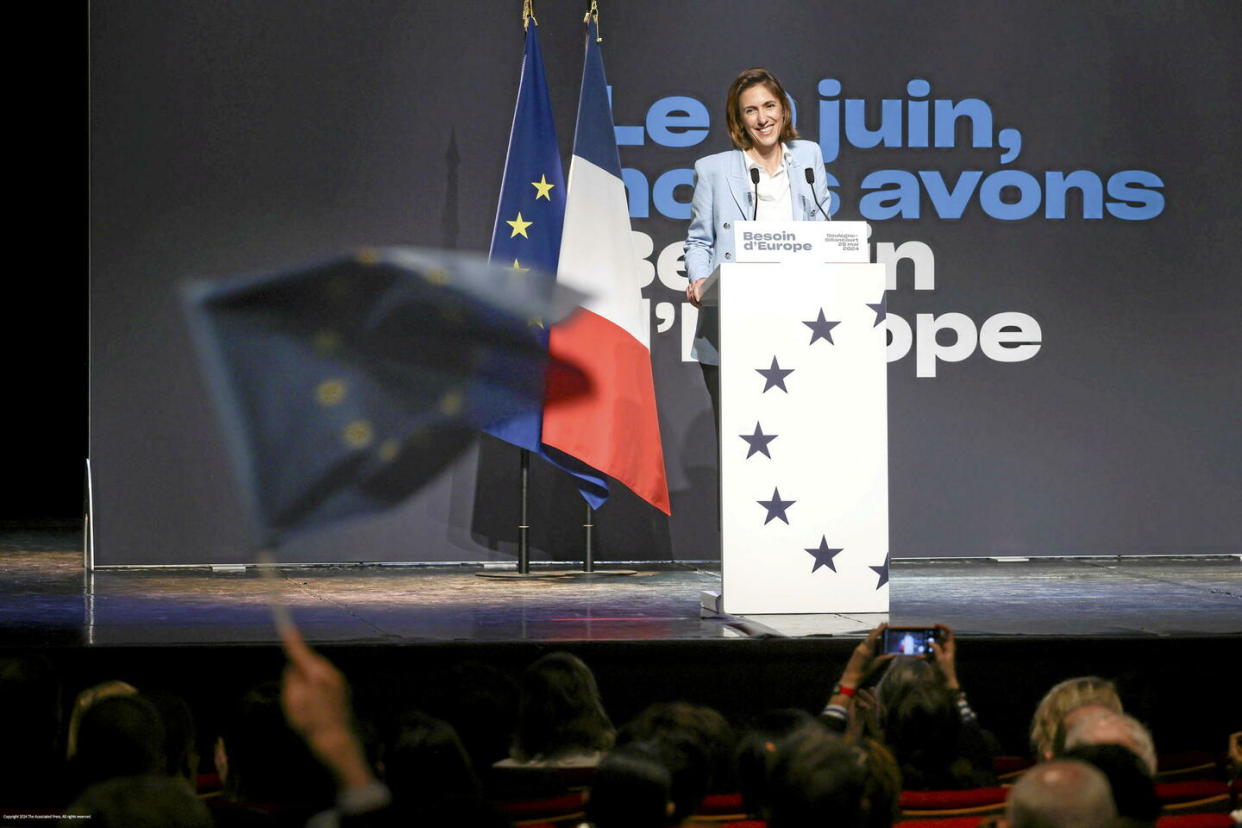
[725,67,799,150]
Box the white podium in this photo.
[704,221,889,615]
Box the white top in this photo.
[744,147,794,221]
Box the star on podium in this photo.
[805,536,843,573]
[803,309,840,345]
[867,294,887,327]
[758,488,795,525]
[740,422,777,459]
[756,357,794,393]
[870,553,891,589]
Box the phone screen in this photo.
[883,628,935,656]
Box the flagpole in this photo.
[574,503,635,577]
[540,3,670,518]
[583,504,594,573]
[550,1,656,578]
[475,1,606,580]
[518,448,532,574]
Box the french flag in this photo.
[542,17,671,515]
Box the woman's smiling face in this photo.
[738,83,784,151]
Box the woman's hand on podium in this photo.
[686,278,708,308]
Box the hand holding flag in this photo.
[182,247,590,545]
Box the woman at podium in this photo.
[683,67,833,425]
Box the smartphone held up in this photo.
[882,626,939,657]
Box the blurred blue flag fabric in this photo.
[182,247,590,546]
[486,21,609,509]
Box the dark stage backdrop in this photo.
[89,1,1241,565]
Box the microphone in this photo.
[804,167,833,220]
[750,166,760,220]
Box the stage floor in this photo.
[1,529,1240,647]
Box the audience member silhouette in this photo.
[1064,710,1157,775]
[212,681,337,826]
[855,736,902,828]
[499,652,614,768]
[147,691,200,791]
[585,741,675,828]
[1002,759,1117,827]
[764,726,874,828]
[615,700,738,822]
[1062,742,1160,826]
[66,693,166,799]
[877,661,974,788]
[422,660,519,771]
[65,679,137,762]
[379,709,507,826]
[64,774,214,828]
[1029,675,1123,761]
[735,708,818,818]
[871,626,999,790]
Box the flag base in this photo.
[474,570,577,579]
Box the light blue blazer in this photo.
[683,139,832,364]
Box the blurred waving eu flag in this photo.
[182,247,589,546]
[486,14,609,508]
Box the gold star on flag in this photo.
[512,259,530,273]
[531,174,555,200]
[507,212,533,238]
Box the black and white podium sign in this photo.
[713,221,889,615]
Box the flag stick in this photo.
[583,504,594,573]
[518,448,532,574]
[572,503,636,577]
[257,547,296,638]
[475,448,573,579]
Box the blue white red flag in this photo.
[542,17,671,514]
[487,20,609,508]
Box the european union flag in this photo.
[487,20,609,508]
[182,247,589,546]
